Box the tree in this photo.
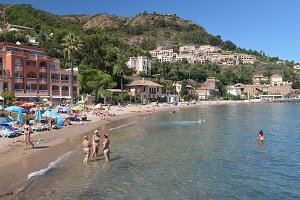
[3,88,16,106]
[80,69,116,103]
[180,80,187,97]
[62,33,82,104]
[113,54,129,104]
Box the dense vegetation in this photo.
[1,4,300,101]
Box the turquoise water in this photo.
[16,104,300,199]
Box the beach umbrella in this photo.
[42,98,48,102]
[12,101,24,105]
[42,110,57,118]
[5,105,20,112]
[17,108,25,123]
[53,114,64,127]
[20,103,32,108]
[72,105,84,111]
[35,107,42,121]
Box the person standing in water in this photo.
[23,120,34,150]
[92,130,100,158]
[82,135,91,163]
[258,130,264,141]
[103,133,110,162]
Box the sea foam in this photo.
[108,121,138,131]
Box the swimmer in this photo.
[82,135,91,163]
[257,130,264,141]
[92,130,100,158]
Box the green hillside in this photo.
[1,4,299,99]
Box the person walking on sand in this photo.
[258,130,264,141]
[92,130,100,158]
[103,134,110,162]
[23,120,34,150]
[82,135,91,163]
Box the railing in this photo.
[39,90,48,94]
[14,65,23,71]
[40,67,47,72]
[51,90,60,96]
[39,78,47,83]
[27,78,37,82]
[51,79,61,83]
[14,89,24,93]
[61,80,70,84]
[62,91,70,96]
[14,77,23,83]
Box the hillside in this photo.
[0,4,270,60]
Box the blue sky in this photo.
[2,0,300,62]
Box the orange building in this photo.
[0,42,79,101]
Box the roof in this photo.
[126,80,163,87]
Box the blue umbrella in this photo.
[42,110,57,118]
[17,108,25,123]
[4,105,29,113]
[35,107,42,121]
[53,114,64,127]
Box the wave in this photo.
[108,121,138,131]
[16,151,74,193]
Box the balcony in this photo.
[62,91,70,96]
[27,78,37,82]
[51,79,61,84]
[14,65,23,71]
[14,77,23,83]
[52,90,60,96]
[40,67,47,72]
[61,80,70,84]
[14,89,24,94]
[39,78,47,84]
[39,90,49,95]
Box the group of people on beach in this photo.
[82,130,110,163]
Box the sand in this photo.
[0,100,261,198]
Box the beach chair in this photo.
[0,129,16,138]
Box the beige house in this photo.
[196,77,220,100]
[126,79,163,102]
[127,56,151,75]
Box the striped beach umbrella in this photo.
[17,108,25,123]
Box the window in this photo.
[50,63,55,70]
[14,58,22,67]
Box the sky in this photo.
[2,0,300,62]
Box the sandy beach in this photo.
[0,100,261,198]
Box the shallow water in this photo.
[16,104,300,199]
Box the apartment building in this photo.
[150,45,256,66]
[127,56,151,75]
[240,54,256,64]
[0,42,79,101]
[196,77,220,100]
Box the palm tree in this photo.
[62,33,82,104]
[113,54,128,105]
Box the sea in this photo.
[15,103,300,199]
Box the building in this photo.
[0,42,79,101]
[125,79,163,102]
[239,54,256,64]
[198,45,222,53]
[196,77,220,100]
[227,83,245,97]
[252,75,269,85]
[127,56,151,75]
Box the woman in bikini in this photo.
[82,135,91,163]
[103,133,110,162]
[23,120,34,150]
[92,130,100,158]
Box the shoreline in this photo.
[0,99,288,198]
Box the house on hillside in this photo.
[196,77,220,100]
[125,79,163,103]
[127,56,151,75]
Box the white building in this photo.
[127,56,151,75]
[227,84,244,97]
